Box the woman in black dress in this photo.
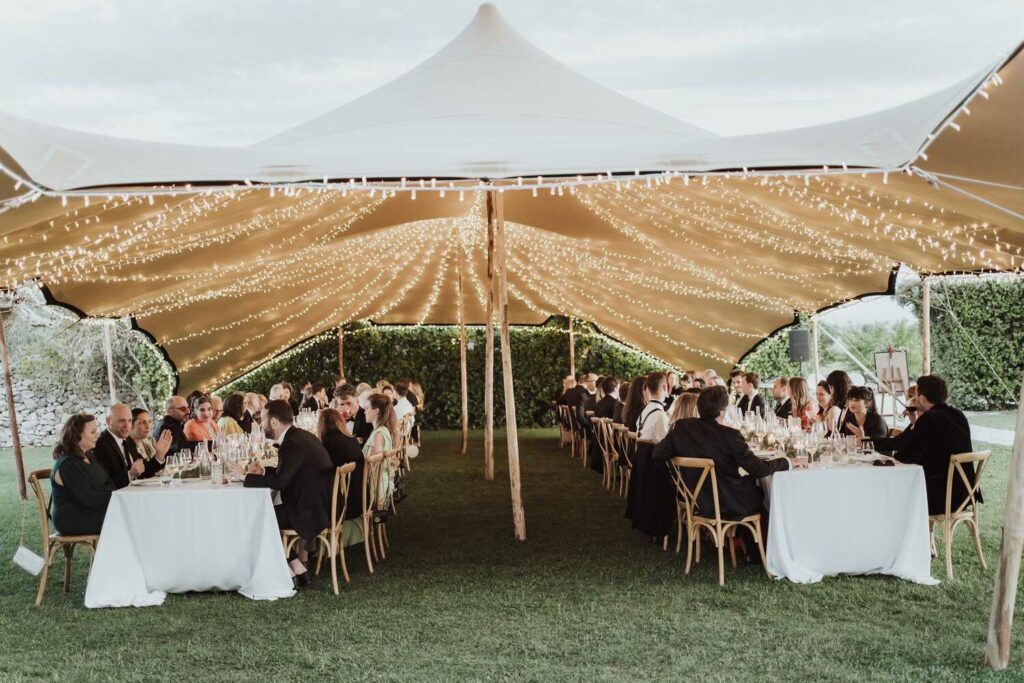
[843,386,890,442]
[50,414,114,536]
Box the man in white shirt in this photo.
[393,378,416,426]
[636,372,670,443]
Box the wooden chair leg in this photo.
[61,544,75,595]
[695,532,702,564]
[329,535,340,596]
[727,528,738,569]
[929,520,937,558]
[971,516,987,570]
[339,536,351,585]
[675,507,684,555]
[684,529,695,575]
[35,544,55,607]
[944,520,954,581]
[715,530,726,587]
[754,520,771,578]
[362,517,375,574]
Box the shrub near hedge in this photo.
[219,321,670,430]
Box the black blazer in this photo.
[321,428,364,520]
[93,429,161,490]
[352,408,373,443]
[653,418,790,520]
[151,415,189,456]
[245,427,333,540]
[737,393,767,417]
[774,397,792,420]
[595,394,619,420]
[874,403,979,515]
[239,410,255,434]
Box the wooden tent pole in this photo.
[922,279,932,376]
[0,309,27,501]
[337,326,345,380]
[811,316,821,381]
[103,321,117,404]
[458,243,469,455]
[483,193,496,481]
[492,189,526,540]
[568,316,576,377]
[985,373,1024,669]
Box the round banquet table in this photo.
[84,480,296,608]
[765,462,938,585]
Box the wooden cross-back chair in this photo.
[564,407,587,466]
[359,452,386,574]
[590,417,617,491]
[398,414,415,473]
[555,403,573,448]
[27,468,99,607]
[611,425,635,497]
[930,451,990,581]
[669,457,769,586]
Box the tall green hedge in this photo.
[220,319,669,429]
[915,279,1024,410]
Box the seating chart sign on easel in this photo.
[873,347,909,420]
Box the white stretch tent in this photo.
[0,3,1021,392]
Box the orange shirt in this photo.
[184,419,220,441]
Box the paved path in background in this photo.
[972,424,1015,447]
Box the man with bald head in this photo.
[94,404,172,489]
[153,395,190,456]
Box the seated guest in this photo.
[302,383,329,411]
[668,391,698,424]
[184,395,220,442]
[772,378,792,419]
[245,400,333,585]
[874,375,980,515]
[737,372,767,416]
[679,373,693,391]
[578,373,599,413]
[814,381,841,432]
[218,392,246,435]
[555,375,577,405]
[612,379,631,424]
[636,372,669,442]
[269,383,289,402]
[210,395,224,423]
[332,384,361,433]
[842,386,889,441]
[653,386,792,520]
[692,377,706,390]
[240,392,260,433]
[902,384,920,427]
[363,393,401,500]
[50,414,114,536]
[282,382,300,416]
[393,378,416,425]
[729,370,745,397]
[595,377,620,419]
[667,371,681,397]
[621,375,648,431]
[826,370,857,433]
[95,404,170,489]
[409,380,425,409]
[352,383,374,443]
[318,408,364,520]
[130,408,157,460]
[152,396,190,455]
[184,390,205,412]
[787,377,816,429]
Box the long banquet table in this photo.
[85,479,296,608]
[765,461,937,585]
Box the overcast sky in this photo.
[1,0,1021,145]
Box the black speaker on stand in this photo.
[789,329,811,379]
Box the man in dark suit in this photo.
[595,377,620,419]
[772,377,792,420]
[152,395,190,456]
[96,404,171,489]
[245,399,333,587]
[872,375,979,515]
[653,386,792,520]
[736,372,767,417]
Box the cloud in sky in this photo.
[0,0,1020,144]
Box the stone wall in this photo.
[0,375,111,448]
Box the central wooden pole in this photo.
[985,372,1024,669]
[337,326,345,381]
[568,316,576,377]
[492,189,526,540]
[0,309,27,501]
[458,243,469,455]
[103,321,117,404]
[922,279,932,376]
[483,193,496,481]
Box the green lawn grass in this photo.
[1,429,1022,681]
[965,411,1019,432]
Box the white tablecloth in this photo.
[766,464,937,585]
[85,481,295,608]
